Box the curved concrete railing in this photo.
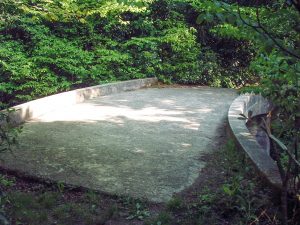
[8,78,158,125]
[228,94,282,189]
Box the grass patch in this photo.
[145,211,172,225]
[167,196,183,211]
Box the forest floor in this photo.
[0,131,281,225]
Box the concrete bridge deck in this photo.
[1,87,236,202]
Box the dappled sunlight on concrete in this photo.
[2,87,237,202]
[31,94,215,130]
[161,99,176,104]
[197,108,214,113]
[34,105,191,123]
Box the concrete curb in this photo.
[228,94,282,189]
[9,78,158,124]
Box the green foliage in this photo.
[5,189,119,225]
[200,3,300,215]
[37,192,59,209]
[145,211,172,225]
[166,196,183,210]
[0,40,69,105]
[195,140,280,225]
[123,37,159,78]
[32,37,93,83]
[56,182,65,193]
[0,175,15,188]
[158,25,204,84]
[92,47,143,81]
[251,51,299,116]
[0,109,22,153]
[126,202,150,220]
[0,0,264,107]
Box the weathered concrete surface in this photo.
[9,78,157,125]
[228,94,281,189]
[1,87,236,202]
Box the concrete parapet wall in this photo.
[228,94,282,189]
[8,78,158,124]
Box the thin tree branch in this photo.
[237,6,268,40]
[255,6,300,59]
[237,3,300,59]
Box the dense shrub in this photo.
[0,0,263,108]
[0,40,64,105]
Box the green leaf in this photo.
[269,134,288,151]
[196,14,205,24]
[205,13,214,23]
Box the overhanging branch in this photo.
[237,2,300,59]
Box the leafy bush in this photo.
[91,47,144,82]
[0,109,22,153]
[0,0,263,107]
[32,37,93,85]
[157,26,202,83]
[0,40,64,105]
[123,37,159,78]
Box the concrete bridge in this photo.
[1,79,237,202]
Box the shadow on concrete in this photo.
[0,87,237,202]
